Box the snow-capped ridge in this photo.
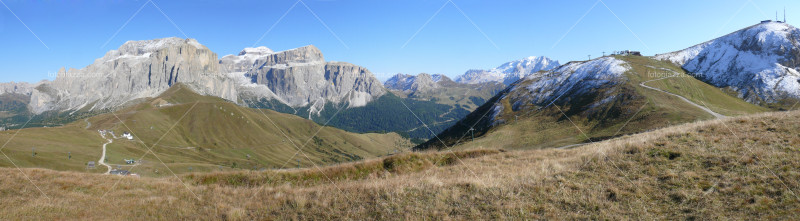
[655,21,800,103]
[238,46,274,56]
[456,56,560,85]
[515,57,628,108]
[383,73,440,92]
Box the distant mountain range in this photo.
[9,38,384,118]
[0,38,464,140]
[382,56,560,112]
[418,21,795,150]
[384,73,446,93]
[456,56,560,85]
[2,21,799,145]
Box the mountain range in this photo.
[0,38,474,140]
[455,56,560,85]
[1,8,799,219]
[2,21,799,149]
[418,21,794,150]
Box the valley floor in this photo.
[2,111,800,220]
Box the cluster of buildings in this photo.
[99,129,134,140]
[614,50,642,56]
[110,169,132,176]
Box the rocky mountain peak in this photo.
[227,44,384,114]
[430,74,450,83]
[384,73,439,92]
[456,56,560,85]
[0,82,36,95]
[30,37,237,114]
[14,38,386,118]
[113,37,206,56]
[238,46,274,56]
[655,21,800,103]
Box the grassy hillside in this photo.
[0,93,30,128]
[620,55,769,116]
[0,84,412,177]
[391,80,505,110]
[251,92,471,141]
[418,55,769,150]
[1,110,798,219]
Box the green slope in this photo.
[0,84,412,177]
[417,55,768,151]
[250,92,473,141]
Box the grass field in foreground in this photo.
[1,110,798,219]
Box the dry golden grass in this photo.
[2,111,800,220]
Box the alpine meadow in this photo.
[1,0,800,220]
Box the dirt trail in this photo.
[97,132,113,174]
[639,69,726,119]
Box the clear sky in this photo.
[0,0,799,82]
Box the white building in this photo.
[122,132,133,140]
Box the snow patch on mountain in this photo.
[655,21,800,103]
[487,57,629,124]
[456,56,560,85]
[518,57,627,107]
[384,74,416,91]
[383,73,442,92]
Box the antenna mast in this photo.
[784,7,787,23]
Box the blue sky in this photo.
[0,0,798,82]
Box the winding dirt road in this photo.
[98,132,113,174]
[639,69,726,119]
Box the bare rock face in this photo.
[29,38,238,114]
[0,82,36,95]
[222,45,386,114]
[384,73,440,93]
[17,38,385,117]
[219,46,275,73]
[383,73,416,91]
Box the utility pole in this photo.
[469,128,476,142]
[602,51,606,57]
